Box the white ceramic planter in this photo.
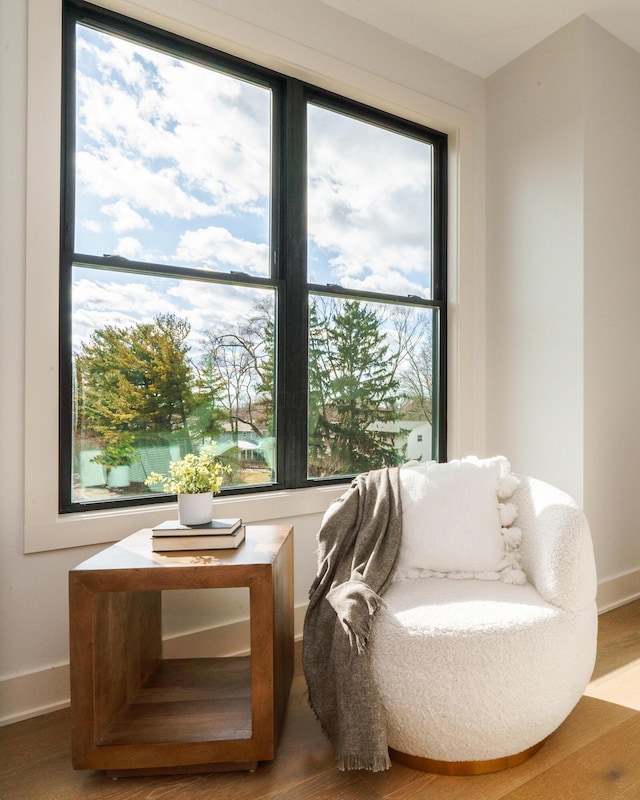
[106,465,131,488]
[177,492,213,525]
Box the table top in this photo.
[70,525,292,575]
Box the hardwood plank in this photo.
[498,713,640,800]
[361,761,438,798]
[591,601,640,680]
[586,659,640,711]
[263,768,387,800]
[0,709,71,776]
[379,697,638,800]
[619,778,640,798]
[99,698,252,745]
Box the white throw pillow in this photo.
[395,456,525,583]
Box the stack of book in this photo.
[151,517,245,552]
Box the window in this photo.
[60,0,447,513]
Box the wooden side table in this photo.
[69,525,294,776]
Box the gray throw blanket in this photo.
[302,467,402,771]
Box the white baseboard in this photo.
[0,603,308,727]
[4,573,640,728]
[162,603,307,658]
[596,568,640,613]
[0,662,71,727]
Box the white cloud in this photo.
[73,276,174,316]
[113,236,145,260]
[174,226,269,274]
[72,276,176,350]
[76,28,271,234]
[72,273,273,358]
[307,104,432,288]
[339,269,430,299]
[80,219,102,233]
[76,149,214,219]
[72,307,138,351]
[171,281,270,336]
[102,199,151,233]
[72,27,435,354]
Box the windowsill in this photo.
[23,484,345,554]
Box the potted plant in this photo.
[92,433,136,488]
[145,445,231,525]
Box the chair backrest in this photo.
[514,476,597,612]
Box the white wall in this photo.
[0,0,485,724]
[486,19,586,500]
[582,20,640,594]
[486,16,640,605]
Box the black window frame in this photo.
[59,0,447,514]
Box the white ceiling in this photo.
[318,0,640,77]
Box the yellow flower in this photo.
[144,445,231,494]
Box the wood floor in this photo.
[2,599,640,800]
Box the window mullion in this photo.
[433,136,448,461]
[278,79,308,488]
[59,8,77,513]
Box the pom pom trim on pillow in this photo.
[395,455,527,585]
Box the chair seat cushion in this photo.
[382,575,557,635]
[370,577,597,761]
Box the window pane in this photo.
[74,24,272,276]
[308,294,436,478]
[307,104,433,298]
[71,267,276,505]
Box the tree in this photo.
[191,352,228,441]
[135,314,194,440]
[243,299,276,436]
[200,297,275,439]
[308,298,403,476]
[75,313,210,466]
[393,307,434,424]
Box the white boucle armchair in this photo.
[370,471,598,775]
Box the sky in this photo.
[72,22,434,353]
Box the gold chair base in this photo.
[389,739,546,776]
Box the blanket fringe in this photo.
[337,752,392,772]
